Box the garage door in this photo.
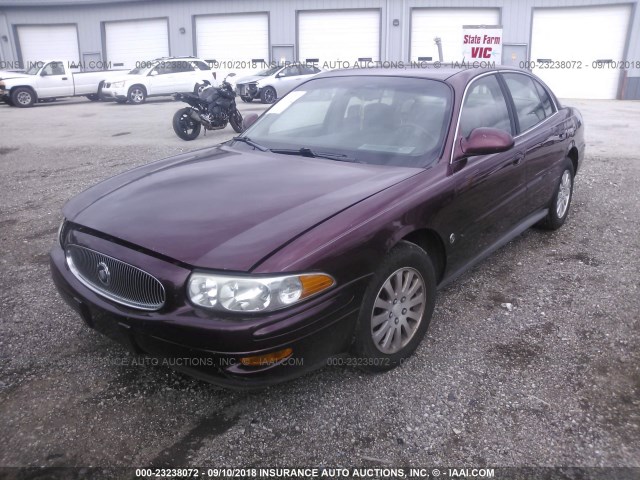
[298,10,380,66]
[531,6,631,99]
[105,18,169,69]
[196,13,269,66]
[411,9,500,63]
[17,25,79,66]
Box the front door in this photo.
[36,61,74,97]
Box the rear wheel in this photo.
[172,107,201,141]
[127,85,146,104]
[537,160,575,230]
[351,241,436,371]
[11,87,36,108]
[260,86,277,104]
[229,109,243,133]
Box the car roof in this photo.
[314,64,531,83]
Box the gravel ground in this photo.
[0,96,638,472]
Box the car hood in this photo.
[235,75,266,85]
[105,73,144,83]
[0,72,29,82]
[63,145,420,271]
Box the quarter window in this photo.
[502,73,548,132]
[460,74,513,138]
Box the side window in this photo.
[460,74,512,138]
[299,65,317,75]
[533,79,555,117]
[281,66,300,77]
[42,61,65,76]
[173,61,195,73]
[502,73,547,132]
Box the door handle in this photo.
[513,153,525,166]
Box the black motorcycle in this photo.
[172,73,243,141]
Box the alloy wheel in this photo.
[371,267,426,354]
[556,170,572,218]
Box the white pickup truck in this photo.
[0,60,126,107]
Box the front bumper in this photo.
[236,83,259,99]
[101,85,127,100]
[50,238,366,389]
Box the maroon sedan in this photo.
[50,66,585,388]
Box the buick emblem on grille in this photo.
[97,262,111,286]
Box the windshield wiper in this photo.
[270,147,358,163]
[232,136,269,152]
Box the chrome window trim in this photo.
[449,69,560,165]
[65,244,166,311]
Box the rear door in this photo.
[147,61,179,95]
[444,73,527,268]
[35,61,74,97]
[500,72,566,214]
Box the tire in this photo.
[241,96,253,103]
[351,241,437,372]
[537,160,575,230]
[127,85,146,104]
[194,83,209,96]
[11,87,36,108]
[229,109,243,133]
[86,94,100,101]
[172,107,202,141]
[260,86,277,104]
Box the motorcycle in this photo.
[172,73,243,141]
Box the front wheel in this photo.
[173,108,202,141]
[11,87,36,107]
[537,160,575,230]
[229,109,243,133]
[260,86,277,104]
[351,241,436,372]
[127,85,146,104]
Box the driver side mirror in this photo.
[460,128,514,157]
[242,113,259,130]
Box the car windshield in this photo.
[241,76,452,168]
[255,66,282,77]
[128,66,153,75]
[24,64,42,75]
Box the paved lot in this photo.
[0,95,638,470]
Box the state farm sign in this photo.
[462,25,503,64]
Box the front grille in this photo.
[65,244,165,311]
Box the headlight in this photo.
[187,272,335,313]
[111,81,125,88]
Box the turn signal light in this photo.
[300,274,335,298]
[240,348,293,367]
